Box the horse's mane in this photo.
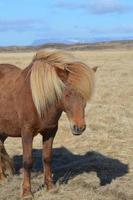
[30,50,95,117]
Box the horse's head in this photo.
[56,63,98,136]
[30,51,97,132]
[62,88,86,135]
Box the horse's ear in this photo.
[92,66,98,72]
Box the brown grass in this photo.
[0,49,133,200]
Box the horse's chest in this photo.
[40,119,57,131]
[39,111,62,132]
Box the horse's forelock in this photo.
[65,62,95,101]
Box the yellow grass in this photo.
[0,49,133,200]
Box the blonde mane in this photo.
[30,50,95,117]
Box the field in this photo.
[0,48,133,200]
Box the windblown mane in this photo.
[30,50,95,117]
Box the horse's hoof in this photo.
[47,185,59,194]
[0,173,6,182]
[21,192,33,200]
[22,195,33,200]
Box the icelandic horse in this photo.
[0,51,97,198]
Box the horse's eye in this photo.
[65,91,72,98]
[65,94,70,98]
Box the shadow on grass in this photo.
[13,147,128,186]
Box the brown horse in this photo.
[0,51,97,198]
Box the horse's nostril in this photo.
[73,125,76,129]
[79,125,86,132]
[82,124,86,131]
[73,125,77,131]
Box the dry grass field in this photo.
[0,48,133,200]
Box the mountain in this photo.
[32,38,83,46]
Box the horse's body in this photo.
[0,64,21,137]
[0,51,97,198]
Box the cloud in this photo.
[89,0,133,14]
[0,19,47,32]
[55,0,133,15]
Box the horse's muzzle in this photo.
[72,124,86,136]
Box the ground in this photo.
[0,49,133,200]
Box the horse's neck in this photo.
[44,102,63,120]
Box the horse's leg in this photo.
[0,141,6,180]
[21,129,33,198]
[42,126,57,191]
[1,144,14,175]
[0,136,8,180]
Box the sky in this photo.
[0,0,133,46]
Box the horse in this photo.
[0,51,97,198]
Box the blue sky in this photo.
[0,0,133,46]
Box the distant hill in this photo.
[32,36,133,46]
[1,40,133,52]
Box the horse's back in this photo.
[0,64,21,89]
[0,64,21,78]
